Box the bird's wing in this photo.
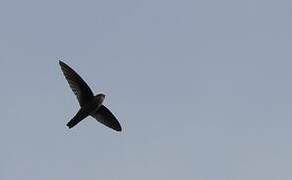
[91,105,122,131]
[59,61,94,107]
[66,108,90,129]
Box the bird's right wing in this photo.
[66,108,90,129]
[59,61,94,107]
[91,105,122,131]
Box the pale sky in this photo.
[1,0,292,179]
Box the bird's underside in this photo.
[59,61,122,132]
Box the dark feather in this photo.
[59,61,94,107]
[91,105,122,131]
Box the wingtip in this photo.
[59,60,64,65]
[66,123,73,129]
[115,125,122,132]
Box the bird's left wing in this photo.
[91,105,122,131]
[59,61,94,107]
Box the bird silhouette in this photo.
[59,61,122,131]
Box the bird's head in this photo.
[95,93,106,103]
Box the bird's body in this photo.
[59,61,122,131]
[67,94,105,128]
[89,94,105,115]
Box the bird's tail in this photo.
[67,108,90,128]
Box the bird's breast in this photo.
[87,97,103,115]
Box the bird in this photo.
[59,60,122,131]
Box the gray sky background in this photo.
[1,0,292,179]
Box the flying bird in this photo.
[59,61,122,131]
